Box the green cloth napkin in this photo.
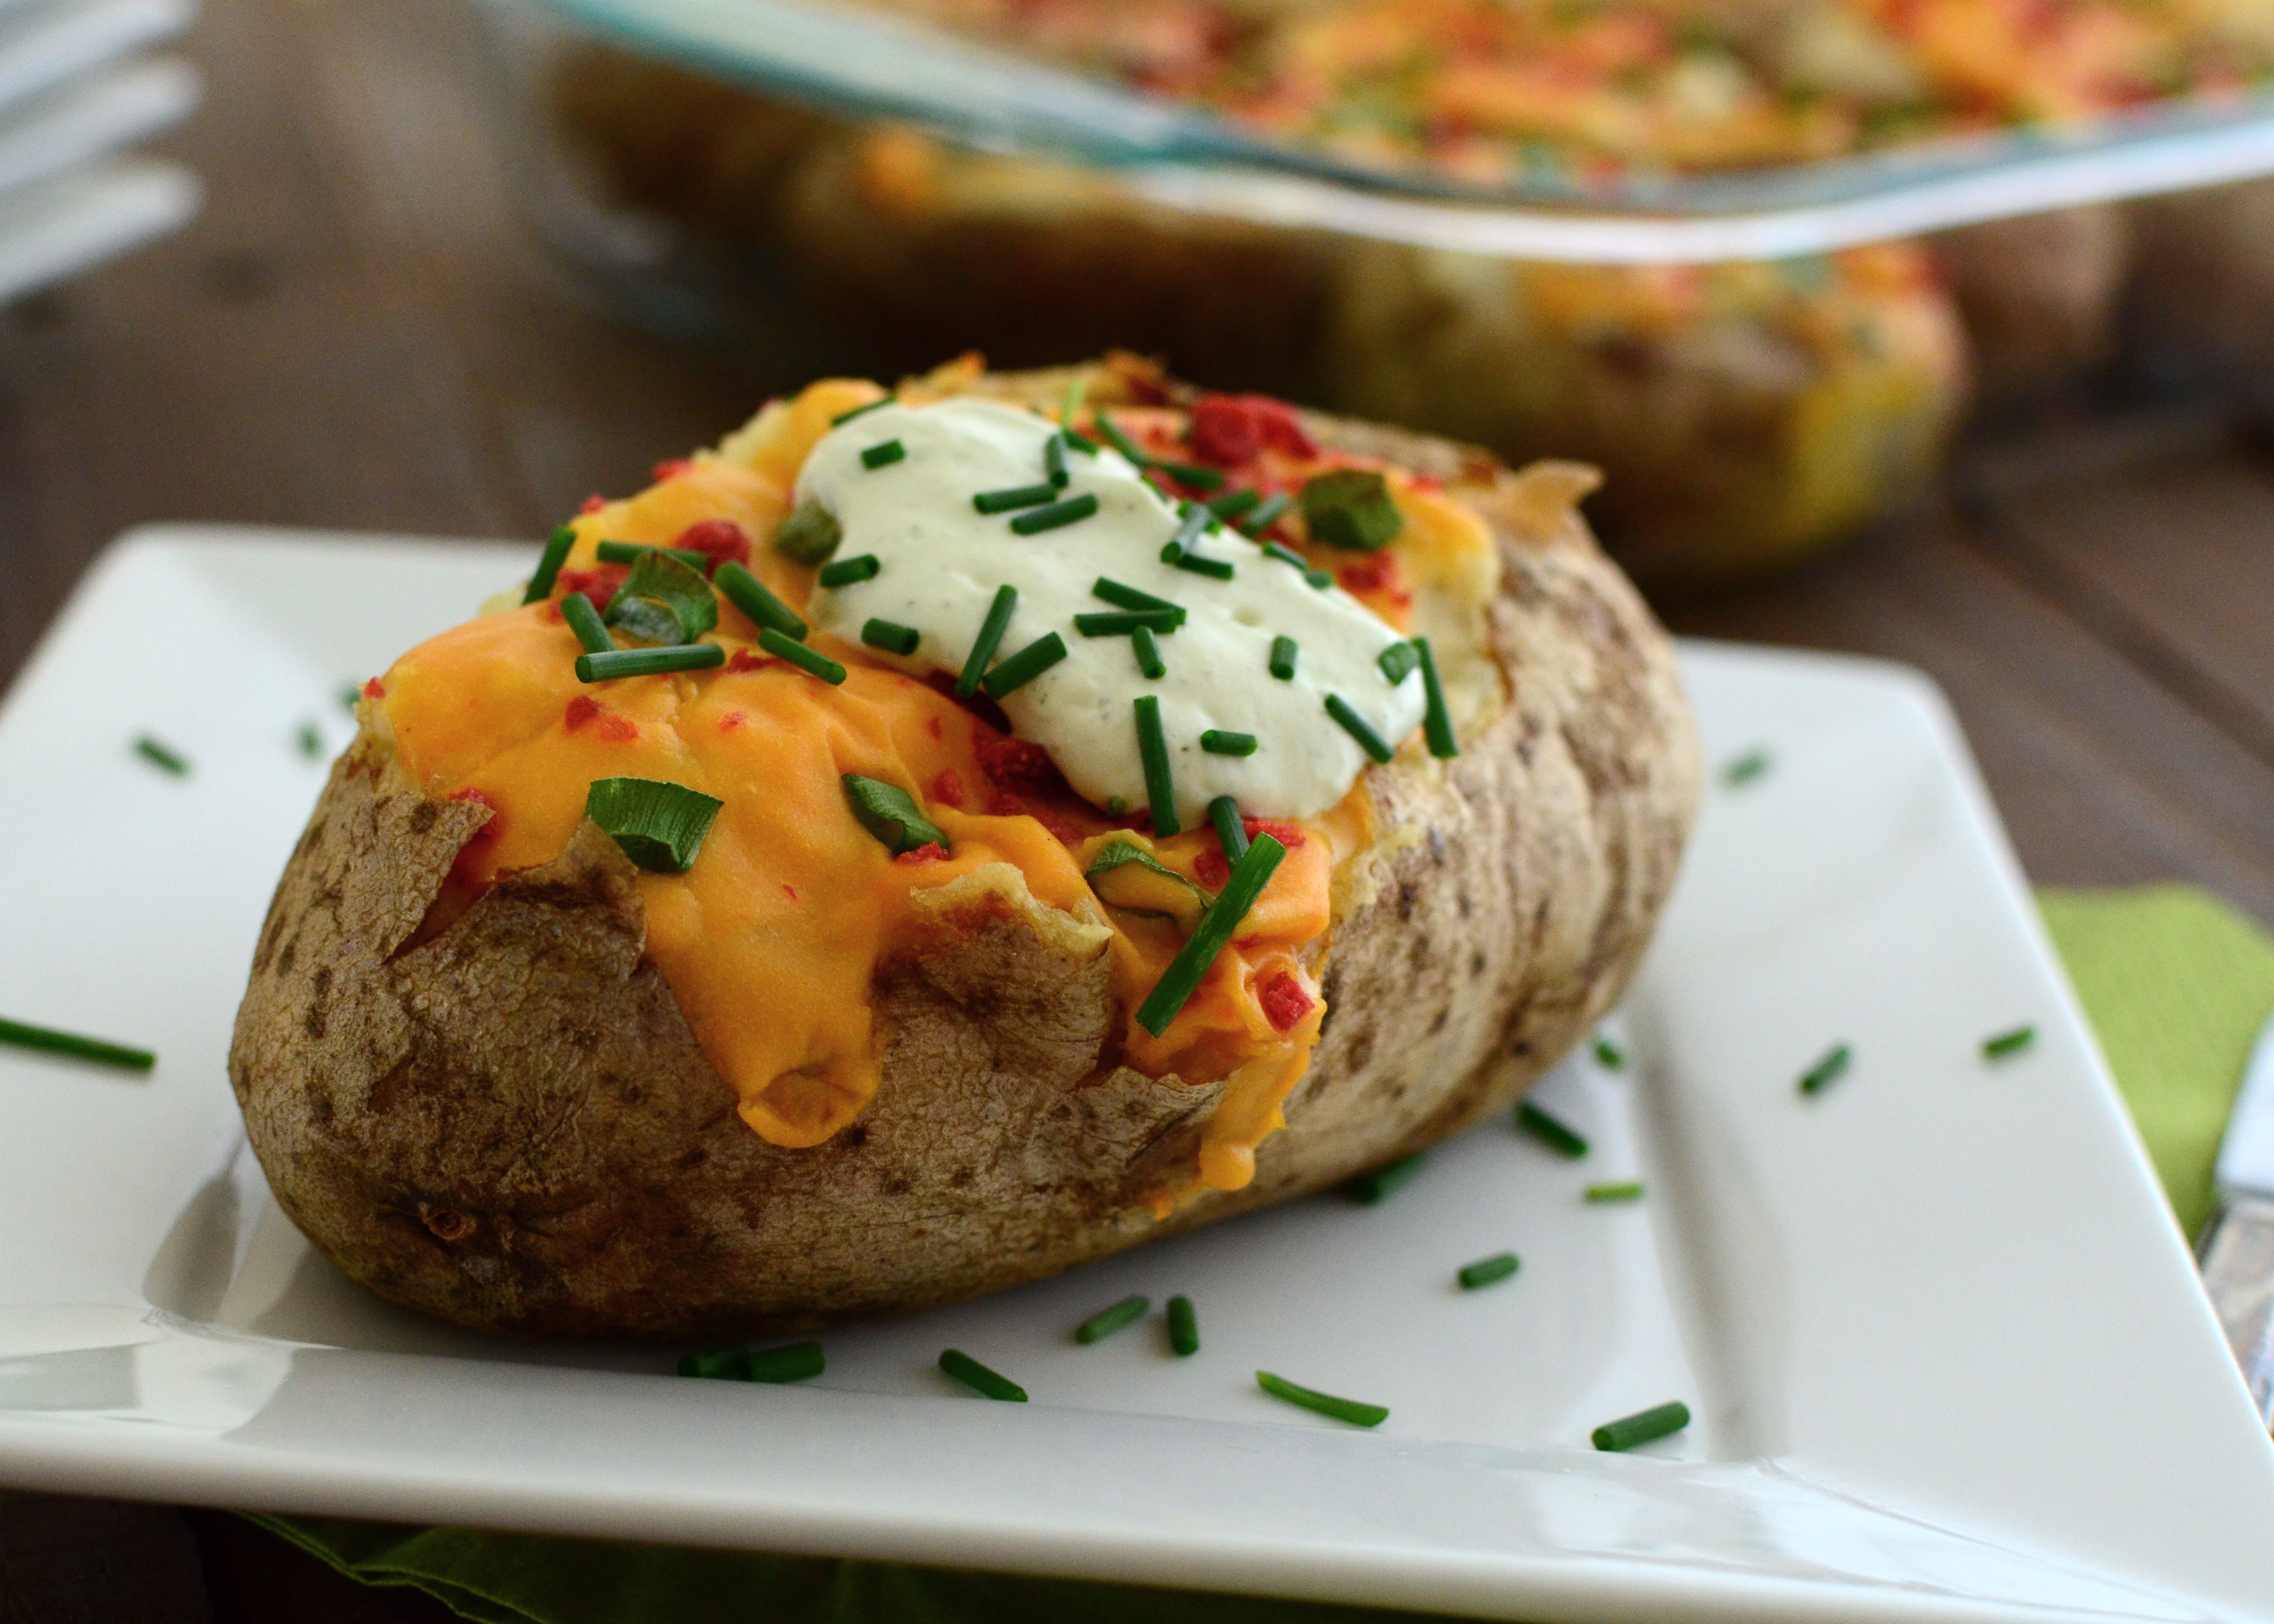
[253,885,2274,1624]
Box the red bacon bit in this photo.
[895,841,949,865]
[781,883,799,901]
[653,458,692,481]
[448,786,494,809]
[925,717,944,741]
[1259,972,1316,1034]
[1338,557,1392,594]
[579,494,606,514]
[725,648,767,673]
[674,518,751,574]
[359,678,384,700]
[597,713,639,742]
[717,710,747,733]
[930,768,966,809]
[1195,849,1231,889]
[557,565,628,612]
[564,696,601,732]
[1241,815,1306,849]
[975,734,1064,799]
[1186,393,1316,466]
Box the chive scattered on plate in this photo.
[523,524,574,604]
[715,561,808,641]
[817,553,881,589]
[1515,1101,1588,1159]
[981,632,1067,699]
[746,1341,826,1383]
[759,627,846,684]
[1167,1295,1199,1356]
[861,439,906,470]
[1591,1401,1691,1452]
[957,585,1018,698]
[1044,432,1069,489]
[584,777,724,873]
[1134,694,1178,838]
[842,773,949,856]
[1269,636,1298,682]
[1325,694,1394,763]
[560,591,615,654]
[939,1349,1026,1402]
[677,1344,747,1381]
[575,644,725,683]
[1457,1252,1521,1291]
[1239,493,1293,537]
[973,481,1058,514]
[1585,1181,1645,1203]
[297,721,324,759]
[134,735,189,776]
[861,618,920,657]
[596,540,709,570]
[0,1016,154,1073]
[1982,1025,2036,1060]
[1378,641,1421,686]
[1255,1371,1387,1428]
[339,682,363,713]
[1092,577,1184,619]
[1414,636,1458,758]
[1132,624,1165,680]
[1169,549,1235,581]
[1592,1035,1625,1070]
[1722,748,1772,788]
[1134,834,1286,1035]
[1798,1043,1852,1096]
[1074,1295,1150,1345]
[1075,610,1181,637]
[1201,730,1257,756]
[830,395,893,425]
[1009,493,1100,535]
[1207,795,1247,865]
[1345,1151,1425,1204]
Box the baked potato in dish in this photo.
[230,354,1699,1338]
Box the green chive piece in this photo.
[760,626,847,684]
[0,1016,154,1072]
[1165,503,1209,558]
[830,395,893,425]
[339,683,363,713]
[1269,637,1298,682]
[957,585,1018,697]
[1300,469,1403,551]
[1201,730,1257,756]
[1060,377,1087,430]
[1045,432,1069,488]
[1169,549,1235,581]
[747,1340,826,1383]
[1593,1035,1625,1070]
[1983,1025,2036,1060]
[861,618,920,657]
[841,774,949,856]
[1345,1151,1425,1204]
[1135,834,1286,1036]
[1325,694,1394,763]
[861,439,906,470]
[596,540,709,571]
[524,525,575,604]
[818,553,881,589]
[576,644,724,682]
[677,1344,748,1381]
[1074,1295,1150,1345]
[560,591,615,654]
[1799,1043,1852,1096]
[134,735,189,776]
[1093,413,1151,465]
[1592,1401,1691,1452]
[584,776,724,872]
[1064,429,1099,454]
[1305,568,1334,590]
[1132,624,1165,680]
[1586,1181,1645,1203]
[1106,796,1129,817]
[1208,488,1262,521]
[715,561,807,641]
[1208,795,1248,864]
[1458,1252,1521,1290]
[1261,540,1310,572]
[1256,1371,1388,1428]
[774,500,843,565]
[1722,748,1772,788]
[1075,610,1181,637]
[1009,493,1100,535]
[1379,641,1421,686]
[1134,693,1178,838]
[982,632,1068,699]
[974,481,1058,514]
[297,721,323,759]
[1093,577,1185,619]
[1167,1295,1199,1356]
[606,550,718,644]
[1516,1100,1589,1158]
[1239,493,1293,536]
[939,1349,1026,1402]
[1415,636,1458,758]
[1157,461,1225,492]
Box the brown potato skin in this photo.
[229,383,1700,1338]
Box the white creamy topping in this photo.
[796,399,1426,826]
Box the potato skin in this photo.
[229,392,1700,1338]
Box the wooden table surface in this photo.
[3,0,2272,1615]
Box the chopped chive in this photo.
[1134,694,1178,838]
[1208,795,1248,864]
[1458,1252,1521,1290]
[1164,502,1209,559]
[1592,1401,1691,1452]
[1586,1181,1645,1203]
[1045,432,1070,488]
[1208,488,1262,520]
[1156,461,1225,492]
[774,500,843,565]
[1074,1295,1150,1345]
[1134,834,1285,1035]
[560,591,615,654]
[576,643,724,682]
[1106,796,1129,817]
[715,561,808,641]
[957,585,1018,697]
[861,439,906,470]
[939,1349,1026,1402]
[1345,1151,1425,1204]
[760,626,846,685]
[1300,469,1402,551]
[1009,493,1100,535]
[597,540,709,570]
[1305,568,1334,590]
[1261,540,1310,572]
[1256,1371,1387,1428]
[1982,1025,2036,1059]
[1169,548,1235,581]
[1093,577,1184,619]
[1166,1295,1199,1356]
[339,683,363,713]
[1592,1035,1625,1070]
[1414,636,1458,758]
[1075,610,1181,637]
[606,551,718,644]
[1798,1043,1852,1096]
[297,721,323,759]
[1379,641,1421,686]
[0,1016,154,1072]
[818,553,881,589]
[974,481,1058,514]
[1239,493,1293,536]
[1093,412,1151,465]
[1722,748,1772,788]
[524,525,575,604]
[1516,1100,1588,1158]
[134,735,189,776]
[1131,624,1166,680]
[830,395,893,425]
[584,776,723,872]
[1060,377,1087,430]
[981,632,1067,699]
[1064,429,1099,454]
[1269,637,1298,681]
[861,618,920,656]
[1325,695,1394,763]
[747,1341,826,1383]
[842,773,948,856]
[1201,730,1257,756]
[677,1344,747,1380]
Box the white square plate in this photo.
[1,526,2270,1624]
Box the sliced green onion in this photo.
[1345,1151,1425,1204]
[1074,1295,1149,1345]
[1134,834,1285,1036]
[1722,748,1772,788]
[677,1344,748,1381]
[1256,1371,1387,1428]
[1592,1401,1690,1452]
[1009,493,1099,535]
[956,584,1018,697]
[1045,432,1070,489]
[1201,730,1256,756]
[1798,1043,1852,1096]
[817,553,880,589]
[747,1341,826,1383]
[1157,461,1225,492]
[1457,1252,1521,1290]
[523,525,574,604]
[861,438,906,470]
[1075,610,1181,637]
[584,776,724,872]
[597,540,708,570]
[1378,641,1421,686]
[1414,636,1457,758]
[760,626,846,684]
[606,550,718,644]
[774,500,843,565]
[1132,624,1165,680]
[1134,693,1178,838]
[1300,469,1403,551]
[939,1349,1025,1402]
[1093,412,1151,465]
[1982,1025,2036,1059]
[560,591,615,654]
[830,395,893,425]
[1106,796,1129,817]
[1093,577,1184,619]
[1167,1295,1199,1356]
[297,721,323,759]
[1516,1101,1588,1158]
[974,481,1058,514]
[1064,429,1099,454]
[1208,488,1262,521]
[1238,493,1292,536]
[715,561,807,641]
[1325,695,1394,763]
[1169,548,1235,581]
[1592,1035,1625,1070]
[1164,503,1209,558]
[1269,637,1297,682]
[134,735,189,776]
[576,644,724,682]
[861,618,920,657]
[1305,568,1334,590]
[842,774,948,856]
[981,632,1067,699]
[1261,540,1311,572]
[1208,795,1247,864]
[603,593,681,646]
[1586,1181,1645,1203]
[0,1016,154,1072]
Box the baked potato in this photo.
[230,354,1699,1338]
